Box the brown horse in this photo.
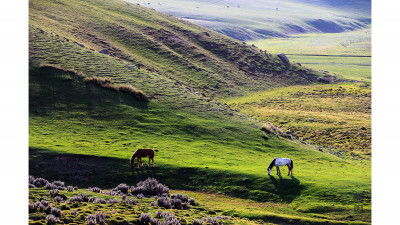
[130,149,155,170]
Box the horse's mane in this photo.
[268,158,277,170]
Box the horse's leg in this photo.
[287,165,290,176]
[147,157,150,167]
[276,166,279,175]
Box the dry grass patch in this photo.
[84,76,149,101]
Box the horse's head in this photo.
[268,168,272,175]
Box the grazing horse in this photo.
[267,158,293,176]
[130,149,155,170]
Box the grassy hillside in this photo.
[127,0,371,41]
[30,0,324,100]
[29,0,371,224]
[248,28,371,82]
[29,65,370,224]
[225,83,371,158]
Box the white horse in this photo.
[267,158,293,176]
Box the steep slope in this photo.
[128,0,371,41]
[30,0,323,99]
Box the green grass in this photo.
[224,83,371,158]
[29,65,371,224]
[30,0,325,100]
[29,0,371,224]
[247,28,371,81]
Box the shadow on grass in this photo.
[29,65,149,118]
[29,148,305,203]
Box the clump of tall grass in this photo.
[84,76,148,101]
[261,123,291,138]
[132,178,170,196]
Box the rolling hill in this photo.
[127,0,371,41]
[29,0,371,224]
[30,0,327,100]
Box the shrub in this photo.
[114,183,130,194]
[49,189,59,197]
[67,186,75,192]
[161,212,180,225]
[53,196,64,203]
[188,198,195,205]
[132,178,170,196]
[88,196,97,203]
[87,187,101,193]
[45,183,57,190]
[33,177,49,187]
[171,198,182,209]
[155,209,163,218]
[107,198,120,204]
[204,217,219,225]
[79,192,89,202]
[69,195,83,203]
[45,214,59,224]
[29,175,35,184]
[139,213,153,224]
[86,212,106,225]
[52,181,65,188]
[29,184,36,188]
[50,207,62,217]
[94,198,107,204]
[125,198,138,205]
[29,202,36,213]
[157,197,172,209]
[40,200,50,207]
[70,210,79,215]
[171,194,188,202]
[151,201,158,206]
[192,219,203,225]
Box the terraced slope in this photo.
[29,0,323,99]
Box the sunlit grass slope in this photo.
[30,0,323,100]
[29,64,370,224]
[248,28,371,81]
[225,83,371,158]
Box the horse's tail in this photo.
[290,159,294,174]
